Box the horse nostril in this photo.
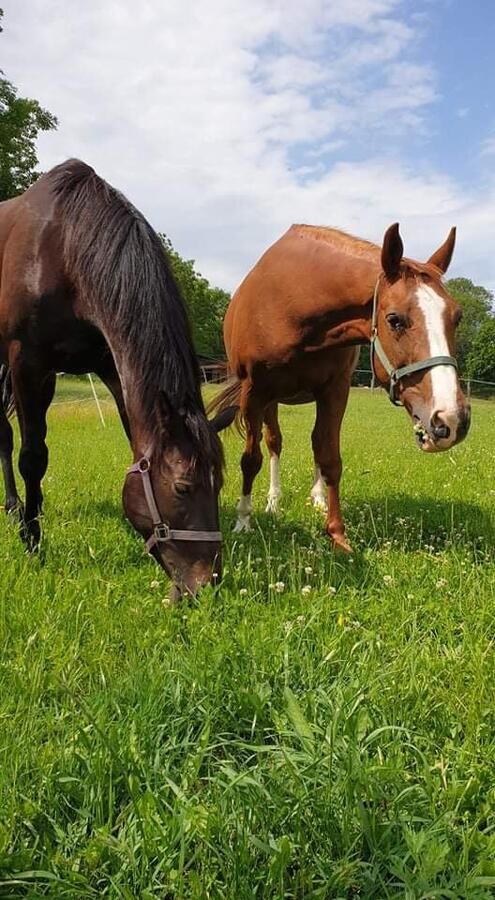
[431,420,450,440]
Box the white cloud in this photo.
[2,0,494,294]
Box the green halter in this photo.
[370,276,458,407]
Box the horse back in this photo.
[225,225,379,375]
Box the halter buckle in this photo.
[154,522,171,542]
[138,456,151,473]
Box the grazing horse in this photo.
[0,159,231,594]
[208,223,471,551]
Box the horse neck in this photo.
[322,250,382,345]
[110,354,161,458]
[285,230,383,343]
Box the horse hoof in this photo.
[265,497,279,514]
[20,520,41,553]
[233,517,251,533]
[329,533,353,554]
[23,537,41,555]
[5,499,23,519]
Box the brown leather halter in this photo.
[127,449,222,553]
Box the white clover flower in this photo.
[383,575,393,585]
[273,581,285,593]
[301,585,312,596]
[296,615,306,625]
[328,586,337,595]
[435,578,447,589]
[239,587,248,597]
[150,580,160,589]
[304,566,313,576]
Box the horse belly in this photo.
[49,321,111,374]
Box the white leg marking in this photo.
[416,284,460,441]
[310,465,327,511]
[266,455,281,513]
[234,494,252,532]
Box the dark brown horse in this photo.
[0,159,231,594]
[208,223,471,552]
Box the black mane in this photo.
[48,159,222,484]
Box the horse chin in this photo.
[168,583,182,605]
[417,435,439,453]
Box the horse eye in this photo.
[386,312,406,331]
[174,481,192,496]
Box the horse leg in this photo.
[310,463,327,512]
[311,377,352,553]
[10,347,56,550]
[0,400,21,515]
[233,386,263,533]
[96,364,131,443]
[264,402,282,513]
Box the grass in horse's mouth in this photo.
[413,419,428,447]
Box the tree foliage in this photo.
[160,234,230,358]
[0,9,58,201]
[467,317,495,382]
[445,277,493,374]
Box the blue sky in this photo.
[284,0,494,185]
[3,0,495,291]
[407,0,494,180]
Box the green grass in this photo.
[0,378,494,898]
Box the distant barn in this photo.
[197,356,228,384]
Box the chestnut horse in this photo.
[0,159,231,594]
[208,223,471,551]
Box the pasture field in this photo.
[0,378,494,899]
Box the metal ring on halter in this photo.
[127,449,222,553]
[369,275,458,406]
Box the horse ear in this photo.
[209,405,237,432]
[381,222,404,280]
[426,227,456,274]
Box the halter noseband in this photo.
[127,449,222,553]
[370,276,458,406]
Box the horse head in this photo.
[371,223,470,451]
[122,407,235,599]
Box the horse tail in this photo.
[206,378,244,435]
[0,365,15,418]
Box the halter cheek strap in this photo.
[370,276,458,406]
[127,450,222,553]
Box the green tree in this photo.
[160,234,230,358]
[467,317,495,382]
[445,277,493,373]
[0,9,58,200]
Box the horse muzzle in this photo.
[413,404,471,452]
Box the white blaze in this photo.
[415,284,458,413]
